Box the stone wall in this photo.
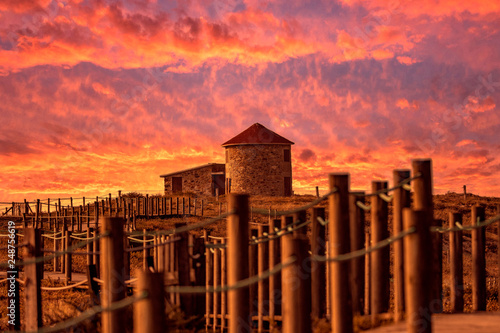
[163,164,225,196]
[225,144,292,196]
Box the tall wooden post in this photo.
[35,199,40,229]
[403,209,432,333]
[393,169,411,321]
[269,218,282,329]
[47,198,51,229]
[227,194,250,333]
[204,230,213,331]
[293,210,307,236]
[311,207,327,319]
[175,223,192,316]
[100,217,126,333]
[24,228,43,331]
[329,173,353,333]
[221,238,227,331]
[65,230,72,285]
[249,229,258,326]
[370,181,390,317]
[471,206,486,311]
[281,234,311,333]
[349,191,365,316]
[87,228,94,266]
[412,159,440,312]
[258,224,269,332]
[449,212,463,312]
[134,271,165,333]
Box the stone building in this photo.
[160,163,225,196]
[222,123,294,196]
[160,123,294,197]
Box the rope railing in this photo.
[250,219,311,245]
[250,189,337,216]
[125,237,180,253]
[0,232,109,268]
[166,257,297,294]
[127,236,155,243]
[127,210,235,238]
[251,218,307,241]
[313,227,416,262]
[353,173,421,197]
[40,279,88,291]
[431,213,500,233]
[10,292,148,333]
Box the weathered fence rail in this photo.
[1,158,500,333]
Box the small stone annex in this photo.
[160,123,294,197]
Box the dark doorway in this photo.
[172,177,182,193]
[284,177,292,196]
[212,174,225,196]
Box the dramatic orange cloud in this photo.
[0,0,499,204]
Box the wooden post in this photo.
[194,198,197,216]
[95,201,99,230]
[412,158,440,312]
[194,237,206,315]
[8,228,20,331]
[349,191,365,316]
[316,186,319,198]
[65,230,72,285]
[293,209,307,236]
[47,198,51,229]
[471,206,486,311]
[365,232,371,315]
[175,223,192,315]
[249,229,258,326]
[87,265,100,306]
[100,217,126,333]
[143,229,148,270]
[24,228,43,331]
[201,199,204,216]
[35,199,40,229]
[328,173,353,333]
[449,212,463,312]
[370,180,390,317]
[145,194,149,218]
[258,224,269,332]
[134,271,166,333]
[281,233,311,333]
[204,230,213,331]
[269,218,282,329]
[61,219,67,273]
[216,188,219,201]
[393,169,411,321]
[182,197,186,215]
[213,240,221,331]
[463,185,467,202]
[176,197,179,215]
[87,228,94,266]
[188,197,191,215]
[403,209,432,333]
[227,194,250,333]
[221,238,227,331]
[53,219,58,272]
[311,207,326,319]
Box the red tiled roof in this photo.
[221,123,294,146]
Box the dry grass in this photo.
[0,192,499,332]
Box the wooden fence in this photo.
[1,158,500,333]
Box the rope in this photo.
[313,227,416,262]
[251,219,311,245]
[250,189,337,216]
[356,201,371,211]
[41,279,88,291]
[251,218,306,241]
[125,237,180,253]
[431,213,500,233]
[0,278,8,283]
[166,257,296,294]
[0,232,110,268]
[379,193,393,203]
[70,235,96,241]
[12,292,148,333]
[127,236,154,243]
[41,235,65,240]
[206,243,227,249]
[353,174,421,197]
[128,211,235,238]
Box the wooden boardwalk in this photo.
[365,312,500,333]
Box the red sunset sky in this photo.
[0,0,499,202]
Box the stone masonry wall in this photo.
[225,144,292,196]
[163,164,225,196]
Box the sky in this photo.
[0,0,499,202]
